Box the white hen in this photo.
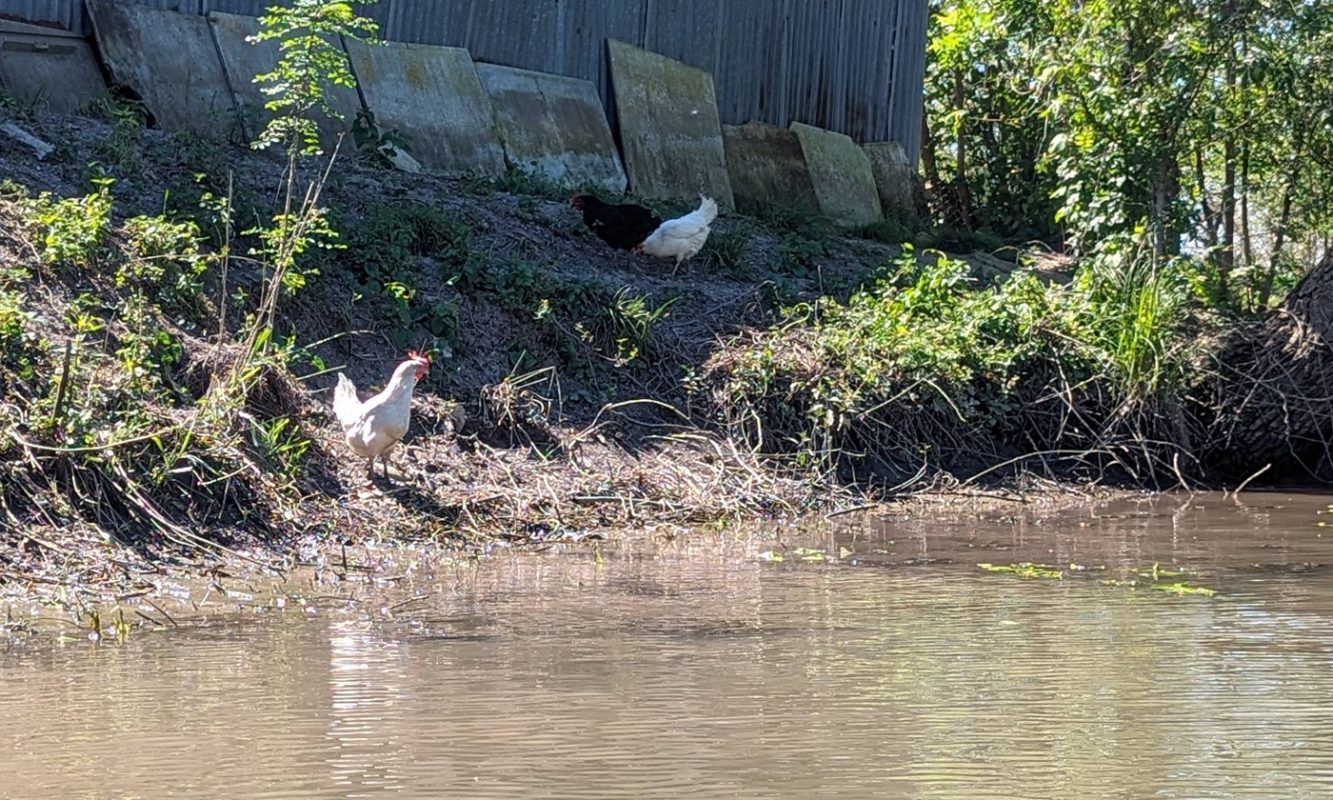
[635,195,718,274]
[332,352,431,479]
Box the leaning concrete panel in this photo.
[344,39,504,177]
[477,63,626,194]
[209,12,362,150]
[86,0,238,137]
[863,141,919,225]
[0,21,106,114]
[607,40,733,208]
[722,122,818,215]
[791,122,882,228]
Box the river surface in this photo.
[3,492,1333,799]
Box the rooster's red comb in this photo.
[407,350,432,364]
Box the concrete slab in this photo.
[607,40,733,208]
[477,62,626,194]
[344,39,504,177]
[86,0,238,137]
[208,12,363,149]
[722,122,818,215]
[863,141,919,224]
[791,122,882,228]
[0,21,106,114]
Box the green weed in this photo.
[360,200,471,269]
[596,288,677,365]
[247,414,312,480]
[0,87,42,119]
[351,108,413,169]
[0,290,37,380]
[355,201,471,348]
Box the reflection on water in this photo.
[3,493,1333,799]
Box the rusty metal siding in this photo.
[0,0,927,160]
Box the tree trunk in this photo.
[1238,32,1254,301]
[1194,148,1219,251]
[1220,56,1237,301]
[1221,136,1236,299]
[1208,251,1333,477]
[1240,142,1252,275]
[1258,171,1297,309]
[1151,153,1182,257]
[951,68,974,229]
[920,115,940,185]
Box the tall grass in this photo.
[1082,234,1190,406]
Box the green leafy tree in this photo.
[249,0,378,158]
[237,0,378,358]
[923,0,1333,310]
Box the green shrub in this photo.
[22,180,114,269]
[119,215,208,310]
[0,289,37,380]
[360,200,471,275]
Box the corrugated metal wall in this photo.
[0,0,927,160]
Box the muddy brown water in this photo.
[3,492,1333,799]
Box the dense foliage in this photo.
[924,0,1333,311]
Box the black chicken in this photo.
[571,194,662,251]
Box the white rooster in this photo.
[332,351,432,479]
[634,195,718,274]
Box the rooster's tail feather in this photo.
[332,372,361,428]
[697,195,719,225]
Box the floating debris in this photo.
[1135,563,1189,581]
[980,562,1220,599]
[1152,583,1217,597]
[977,562,1064,580]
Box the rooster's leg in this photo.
[366,458,375,480]
[671,259,682,276]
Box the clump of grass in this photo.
[494,166,574,201]
[754,205,834,275]
[701,229,750,274]
[754,202,829,240]
[1081,233,1191,406]
[594,287,678,366]
[0,87,43,120]
[359,200,471,267]
[855,219,914,245]
[916,225,1004,254]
